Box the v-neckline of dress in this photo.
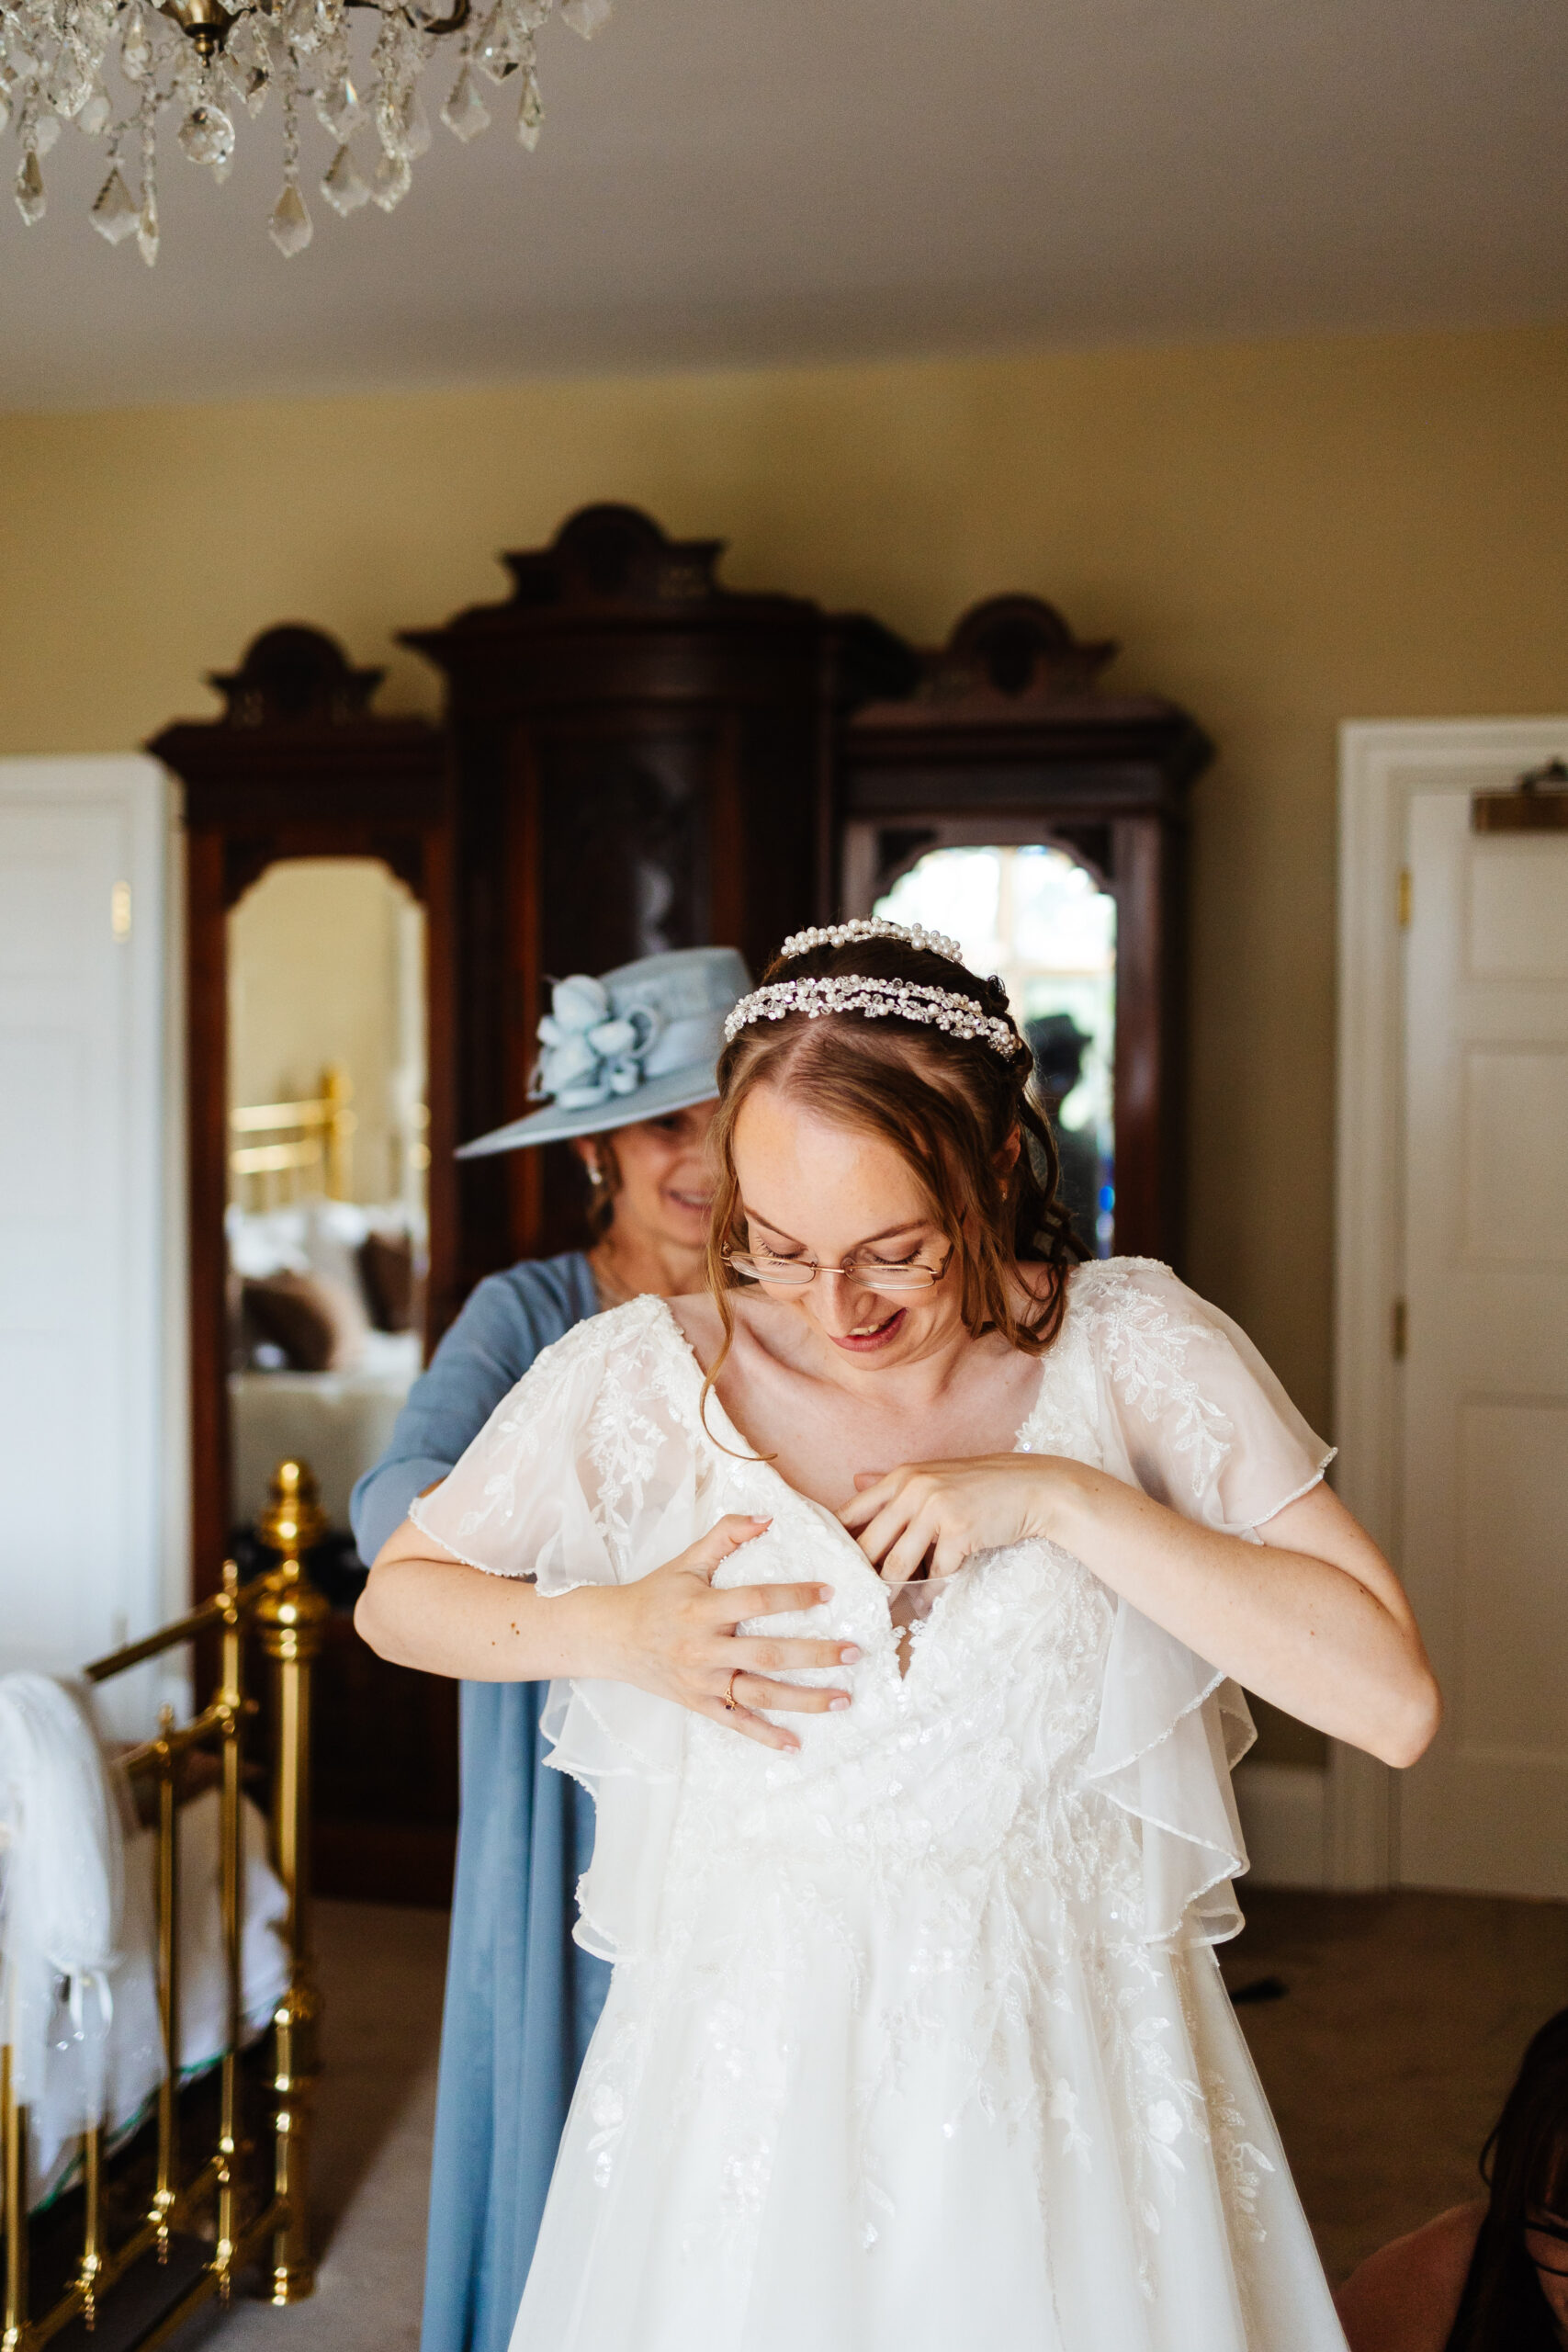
[642,1293,1062,1626]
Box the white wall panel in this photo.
[0,758,175,1733]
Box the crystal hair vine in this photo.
[777,917,966,967]
[723,974,1019,1059]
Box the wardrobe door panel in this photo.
[535,723,720,974]
[407,505,904,1276]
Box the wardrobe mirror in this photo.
[224,856,429,1576]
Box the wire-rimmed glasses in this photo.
[723,1245,952,1295]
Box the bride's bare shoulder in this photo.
[665,1290,792,1374]
[666,1289,724,1365]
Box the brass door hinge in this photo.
[1392,1297,1408,1360]
[1397,868,1412,929]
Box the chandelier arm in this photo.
[156,0,236,58]
[340,0,471,32]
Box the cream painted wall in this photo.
[3,322,1566,1467]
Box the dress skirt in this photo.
[409,1277,1352,2352]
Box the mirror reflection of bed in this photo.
[874,842,1117,1256]
[226,858,429,1589]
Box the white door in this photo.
[0,758,174,1718]
[1399,785,1568,1896]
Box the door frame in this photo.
[1332,717,1568,1887]
[0,754,184,1696]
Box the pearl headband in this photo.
[778,917,966,967]
[722,973,1019,1059]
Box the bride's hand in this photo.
[839,1459,1074,1591]
[609,1515,859,1755]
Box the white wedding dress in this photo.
[412,1260,1351,2352]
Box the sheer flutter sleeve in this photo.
[410,1295,707,1962]
[1072,1260,1336,1945]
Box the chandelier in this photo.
[0,0,609,261]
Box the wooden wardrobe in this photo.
[155,509,1208,1903]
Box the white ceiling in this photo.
[2,0,1565,412]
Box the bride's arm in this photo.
[355,1513,858,1754]
[841,1461,1440,1769]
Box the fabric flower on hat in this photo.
[532,976,665,1112]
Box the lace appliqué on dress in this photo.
[1071,1257,1235,1504]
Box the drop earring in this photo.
[587,1157,604,1188]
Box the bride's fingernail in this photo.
[828,1694,851,1711]
[840,1645,861,1663]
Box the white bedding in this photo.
[0,1669,292,2215]
[28,1785,291,2210]
[227,1198,423,1532]
[230,1328,422,1530]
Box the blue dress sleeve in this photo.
[349,1253,600,1564]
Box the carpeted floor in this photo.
[198,1901,450,2352]
[199,1885,1568,2347]
[1220,1885,1568,2282]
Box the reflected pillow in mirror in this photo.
[357,1230,416,1333]
[241,1270,367,1374]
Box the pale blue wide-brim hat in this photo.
[456,945,752,1157]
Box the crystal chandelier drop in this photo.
[0,0,610,261]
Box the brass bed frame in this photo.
[1,1463,331,2352]
[230,1067,357,1205]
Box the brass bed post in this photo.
[2,2038,27,2352]
[152,1711,182,2262]
[215,1559,246,2302]
[254,1463,330,2306]
[78,2121,102,2328]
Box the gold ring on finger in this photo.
[720,1670,740,1712]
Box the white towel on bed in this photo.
[0,1674,128,2122]
[0,1673,292,2210]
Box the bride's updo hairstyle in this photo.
[705,923,1085,1372]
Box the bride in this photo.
[357,920,1440,2352]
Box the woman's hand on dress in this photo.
[839,1457,1078,1590]
[604,1516,858,1755]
